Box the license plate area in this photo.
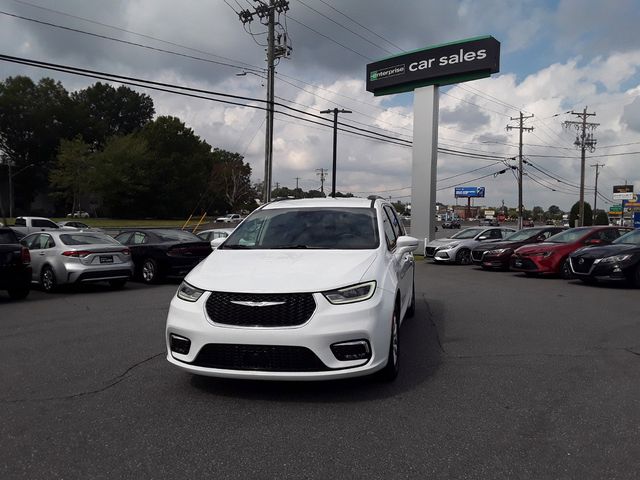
[99,255,114,264]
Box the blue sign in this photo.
[455,186,485,198]
[634,212,640,228]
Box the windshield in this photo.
[503,228,543,242]
[450,228,484,239]
[60,233,120,246]
[613,229,640,245]
[545,228,590,243]
[221,207,379,250]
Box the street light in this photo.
[320,108,351,197]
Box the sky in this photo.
[1,0,640,212]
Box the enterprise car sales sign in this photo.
[366,36,500,96]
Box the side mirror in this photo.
[477,235,488,241]
[535,235,546,242]
[395,235,419,256]
[210,237,225,250]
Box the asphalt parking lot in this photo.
[1,261,639,479]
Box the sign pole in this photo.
[411,85,439,254]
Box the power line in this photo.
[293,0,394,55]
[0,10,264,73]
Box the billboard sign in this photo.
[624,195,640,208]
[613,185,635,200]
[455,186,485,198]
[366,36,500,96]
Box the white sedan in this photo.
[166,197,418,381]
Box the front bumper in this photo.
[570,257,635,281]
[510,253,560,274]
[165,287,394,380]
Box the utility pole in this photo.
[236,0,291,204]
[315,168,328,194]
[564,108,598,226]
[320,108,351,197]
[294,177,300,189]
[507,112,534,230]
[591,163,605,222]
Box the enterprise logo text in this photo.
[370,64,405,81]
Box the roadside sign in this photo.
[635,212,640,228]
[613,185,634,200]
[454,186,485,198]
[610,204,623,212]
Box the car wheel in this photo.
[141,258,159,284]
[7,287,29,300]
[41,266,57,293]
[108,278,128,289]
[455,248,472,265]
[560,259,572,279]
[378,303,400,381]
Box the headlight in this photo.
[443,242,459,249]
[598,254,632,264]
[323,281,376,305]
[177,281,205,302]
[488,248,511,255]
[532,251,554,257]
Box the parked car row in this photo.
[427,225,640,287]
[1,227,215,298]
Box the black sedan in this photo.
[441,220,461,229]
[569,228,640,286]
[114,229,211,283]
[0,227,31,299]
[471,226,566,270]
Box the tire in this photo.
[108,278,128,289]
[141,258,159,284]
[378,304,400,381]
[7,287,29,300]
[40,266,57,293]
[455,248,472,265]
[560,258,573,279]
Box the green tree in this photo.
[532,206,544,221]
[0,76,75,211]
[49,137,93,213]
[569,201,593,227]
[71,83,154,148]
[593,209,609,225]
[92,134,153,218]
[209,148,256,213]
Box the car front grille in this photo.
[471,250,485,262]
[425,247,436,257]
[511,257,537,270]
[205,291,316,327]
[192,344,329,371]
[571,257,595,274]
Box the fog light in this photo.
[331,340,371,361]
[170,334,191,355]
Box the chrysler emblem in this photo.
[230,301,286,307]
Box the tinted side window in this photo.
[381,209,398,250]
[132,232,147,245]
[384,205,405,238]
[15,218,26,227]
[115,232,132,244]
[598,229,618,242]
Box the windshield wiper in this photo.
[221,244,253,249]
[270,244,310,249]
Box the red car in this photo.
[510,226,632,278]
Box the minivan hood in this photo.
[186,249,379,293]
